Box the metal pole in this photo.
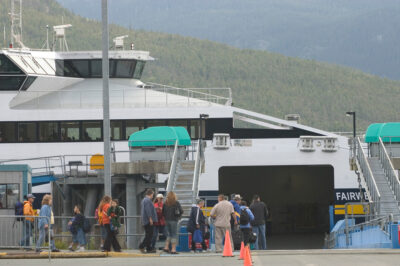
[102,0,111,197]
[353,112,356,139]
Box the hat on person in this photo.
[27,194,36,199]
[156,193,164,198]
[234,194,242,200]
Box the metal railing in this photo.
[378,137,400,203]
[146,82,232,106]
[166,140,179,192]
[12,85,232,109]
[0,140,193,178]
[0,214,197,252]
[192,140,202,203]
[0,215,52,260]
[355,137,381,215]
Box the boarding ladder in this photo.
[166,140,203,217]
[353,137,400,218]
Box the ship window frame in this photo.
[111,120,123,140]
[133,60,145,79]
[0,122,17,142]
[0,54,24,75]
[0,76,26,91]
[82,121,102,141]
[17,122,38,142]
[20,76,37,91]
[60,121,81,142]
[39,121,60,142]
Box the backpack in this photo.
[15,201,24,221]
[83,216,91,233]
[239,208,250,225]
[97,208,103,225]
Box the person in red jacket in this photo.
[151,194,165,250]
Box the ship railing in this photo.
[0,140,197,179]
[145,82,232,106]
[378,137,400,204]
[355,137,381,215]
[12,85,232,109]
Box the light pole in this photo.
[346,111,356,139]
[102,0,111,197]
[199,114,209,157]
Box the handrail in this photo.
[146,82,232,105]
[378,137,400,202]
[355,137,381,214]
[12,84,233,108]
[192,140,202,203]
[166,140,179,192]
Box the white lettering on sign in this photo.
[336,191,369,201]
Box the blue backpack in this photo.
[15,201,24,221]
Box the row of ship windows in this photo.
[0,119,205,143]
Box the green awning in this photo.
[365,123,400,143]
[128,126,191,147]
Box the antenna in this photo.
[52,24,72,51]
[9,0,26,48]
[113,35,128,50]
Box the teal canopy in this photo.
[128,126,191,147]
[365,123,400,143]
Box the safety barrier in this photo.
[0,215,52,260]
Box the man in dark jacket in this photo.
[187,199,207,252]
[250,195,268,250]
[139,189,158,253]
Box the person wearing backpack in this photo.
[162,191,183,254]
[68,204,86,252]
[97,196,110,251]
[239,200,254,246]
[187,199,207,252]
[104,199,122,252]
[19,194,35,248]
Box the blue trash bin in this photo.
[176,226,190,252]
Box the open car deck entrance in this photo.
[219,165,334,249]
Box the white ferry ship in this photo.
[0,20,359,249]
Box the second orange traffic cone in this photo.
[222,230,234,257]
[243,246,252,266]
[239,241,245,260]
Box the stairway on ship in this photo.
[367,157,400,218]
[173,160,196,217]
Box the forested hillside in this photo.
[1,0,400,132]
[57,0,400,80]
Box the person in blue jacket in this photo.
[36,194,55,253]
[239,200,254,246]
[229,194,241,227]
[187,199,207,252]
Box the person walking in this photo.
[162,191,183,254]
[102,196,121,252]
[104,199,122,252]
[68,204,86,252]
[96,196,110,251]
[139,189,157,253]
[187,199,207,252]
[250,194,268,250]
[239,201,254,246]
[229,194,241,226]
[210,194,236,253]
[151,194,165,251]
[36,194,56,253]
[19,194,35,249]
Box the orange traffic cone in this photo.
[239,241,245,260]
[222,230,234,257]
[243,246,252,266]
